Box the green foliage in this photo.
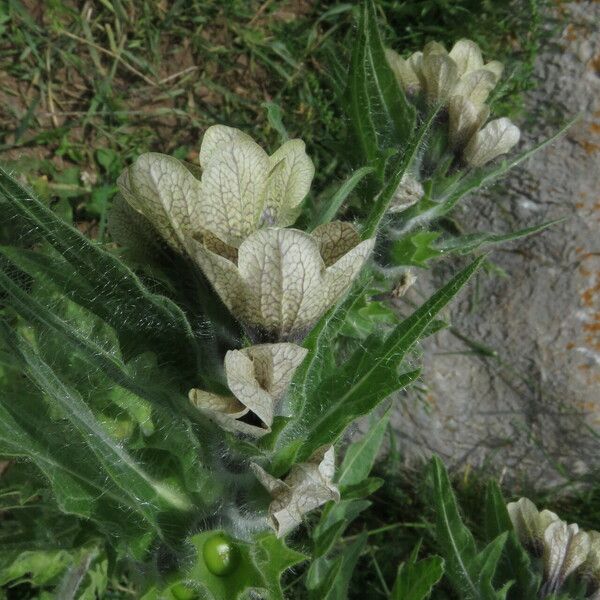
[428,456,510,599]
[0,0,568,598]
[391,552,445,600]
[344,0,415,179]
[184,531,306,600]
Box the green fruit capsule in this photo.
[202,534,238,576]
[170,582,198,600]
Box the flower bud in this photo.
[463,117,520,167]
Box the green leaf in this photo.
[435,219,563,255]
[484,482,539,599]
[0,323,192,526]
[391,555,445,600]
[360,106,438,238]
[429,457,509,600]
[311,166,375,228]
[0,166,201,375]
[309,531,367,600]
[344,0,415,174]
[0,257,179,413]
[290,257,484,463]
[0,549,72,587]
[337,410,390,489]
[391,231,442,267]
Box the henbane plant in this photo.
[0,1,574,598]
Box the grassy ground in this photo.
[1,0,549,239]
[2,0,573,597]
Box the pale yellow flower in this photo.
[117,124,315,255]
[388,174,423,213]
[507,497,559,555]
[189,343,307,437]
[386,39,503,107]
[582,530,600,591]
[541,520,590,597]
[190,224,374,340]
[251,446,340,537]
[448,95,490,150]
[463,117,521,167]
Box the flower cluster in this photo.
[118,125,374,341]
[508,497,600,598]
[386,39,520,168]
[117,125,372,535]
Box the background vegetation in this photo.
[4,1,596,599]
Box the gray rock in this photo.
[391,1,600,483]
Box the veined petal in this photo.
[453,69,498,106]
[543,521,590,594]
[189,240,248,318]
[388,173,424,213]
[420,54,459,105]
[463,117,521,167]
[507,497,559,555]
[449,39,484,76]
[385,48,421,91]
[448,95,490,150]
[198,134,271,247]
[225,349,275,428]
[251,446,340,537]
[323,237,375,304]
[312,221,362,266]
[583,530,600,583]
[199,124,255,169]
[188,389,269,437]
[242,343,308,400]
[236,228,326,339]
[407,51,424,80]
[262,139,314,227]
[422,41,447,57]
[117,153,202,252]
[484,60,504,80]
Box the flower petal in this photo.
[323,237,375,304]
[225,349,276,427]
[484,60,504,80]
[388,173,424,213]
[463,117,521,167]
[453,69,497,106]
[252,447,339,537]
[242,343,308,400]
[117,153,201,252]
[199,124,254,169]
[189,241,248,318]
[188,389,269,437]
[311,221,362,266]
[385,48,420,91]
[236,228,326,339]
[198,133,271,247]
[420,53,459,105]
[449,39,484,76]
[262,139,314,227]
[448,95,490,149]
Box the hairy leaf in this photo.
[391,555,445,600]
[0,166,201,375]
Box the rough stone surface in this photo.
[391,1,600,483]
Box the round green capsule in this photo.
[170,582,198,600]
[202,534,238,576]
